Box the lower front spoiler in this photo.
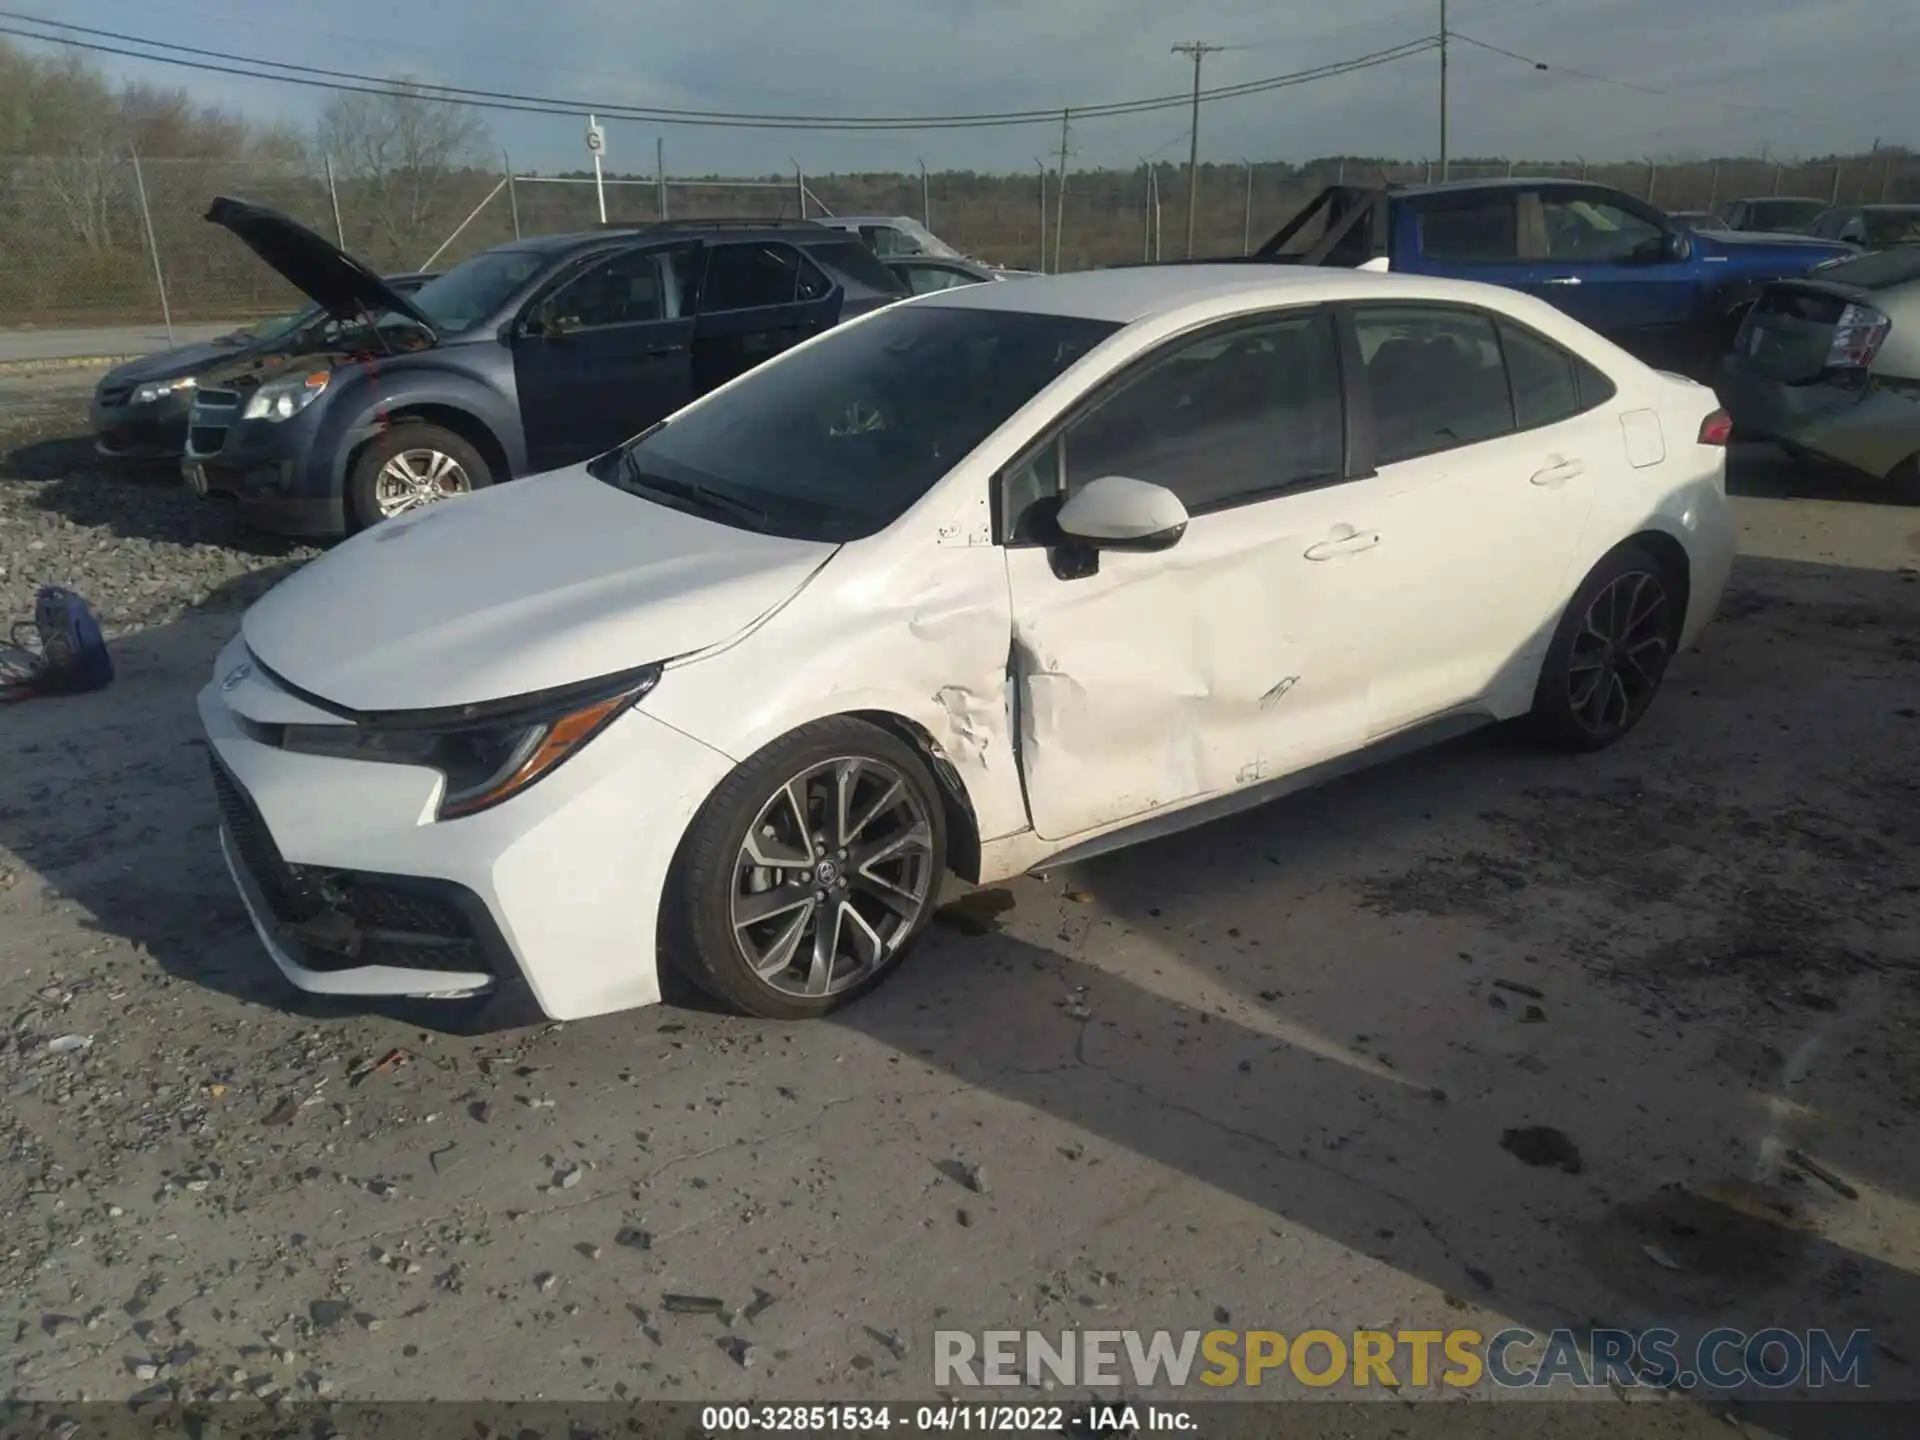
[219,827,550,1035]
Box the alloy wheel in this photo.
[1567,569,1672,737]
[729,756,935,999]
[373,448,471,517]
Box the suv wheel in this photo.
[348,422,491,529]
[663,718,947,1019]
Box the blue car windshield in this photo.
[406,248,547,334]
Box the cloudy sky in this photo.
[36,0,1914,174]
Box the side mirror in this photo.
[1056,475,1189,552]
[1659,231,1691,262]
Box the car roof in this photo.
[1732,195,1826,204]
[918,263,1533,324]
[488,224,841,257]
[1389,177,1622,198]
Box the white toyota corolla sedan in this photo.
[199,265,1735,1028]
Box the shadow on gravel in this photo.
[0,547,1916,1430]
[1726,440,1914,508]
[1,428,306,559]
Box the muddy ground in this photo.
[2,375,1917,1434]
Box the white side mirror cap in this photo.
[1056,475,1189,551]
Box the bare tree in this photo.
[317,81,490,264]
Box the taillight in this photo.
[1698,409,1733,446]
[1827,302,1890,371]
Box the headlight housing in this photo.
[133,375,196,406]
[243,369,332,422]
[278,664,662,819]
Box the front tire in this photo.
[1524,545,1681,752]
[663,718,948,1019]
[347,422,491,530]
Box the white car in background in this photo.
[200,266,1734,1028]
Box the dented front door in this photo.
[1005,482,1377,844]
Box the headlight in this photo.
[243,369,332,422]
[278,664,662,819]
[133,375,196,405]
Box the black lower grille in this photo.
[189,426,227,454]
[210,755,325,924]
[210,755,493,976]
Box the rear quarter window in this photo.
[806,239,905,294]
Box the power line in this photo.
[0,11,1437,132]
[1449,30,1808,119]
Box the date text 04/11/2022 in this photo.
[698,1404,1198,1432]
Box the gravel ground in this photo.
[0,369,318,641]
[3,374,1919,1430]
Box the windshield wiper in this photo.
[614,455,773,527]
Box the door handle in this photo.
[1530,456,1587,487]
[1304,527,1381,561]
[644,344,685,357]
[1541,275,1583,286]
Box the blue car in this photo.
[183,198,905,536]
[1245,179,1857,375]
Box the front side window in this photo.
[542,246,692,330]
[1419,198,1520,261]
[701,244,803,312]
[1355,306,1513,464]
[1541,198,1665,262]
[594,305,1117,542]
[1057,310,1345,514]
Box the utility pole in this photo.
[1172,41,1228,258]
[1054,109,1072,275]
[1438,0,1449,181]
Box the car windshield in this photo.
[406,248,548,334]
[591,304,1119,542]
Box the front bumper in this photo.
[93,393,193,459]
[183,403,348,538]
[197,641,736,1029]
[1717,359,1920,480]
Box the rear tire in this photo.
[1522,544,1682,752]
[662,717,948,1020]
[347,422,491,530]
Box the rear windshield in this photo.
[1863,210,1920,247]
[1746,199,1826,229]
[592,305,1119,542]
[1808,247,1920,291]
[408,247,549,334]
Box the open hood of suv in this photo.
[206,196,437,332]
[240,467,838,712]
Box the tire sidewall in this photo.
[672,719,949,1020]
[348,423,492,531]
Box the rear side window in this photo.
[806,239,905,294]
[1418,198,1519,262]
[1354,306,1514,464]
[701,244,802,312]
[1499,322,1583,429]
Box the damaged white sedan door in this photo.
[999,307,1378,843]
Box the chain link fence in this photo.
[3,151,1916,330]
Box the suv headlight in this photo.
[243,369,332,422]
[278,664,662,819]
[133,375,196,405]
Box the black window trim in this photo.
[996,303,1363,547]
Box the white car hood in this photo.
[241,466,837,712]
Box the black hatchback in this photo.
[183,200,906,536]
